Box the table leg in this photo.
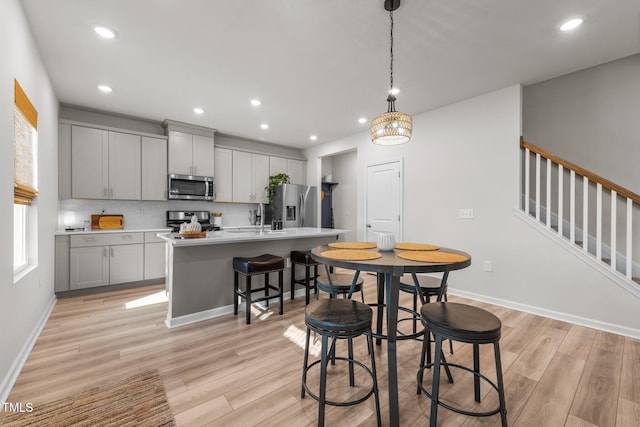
[386,270,401,427]
[376,273,385,346]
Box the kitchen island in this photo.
[157,227,347,328]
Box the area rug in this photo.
[2,370,175,427]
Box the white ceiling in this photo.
[20,0,640,148]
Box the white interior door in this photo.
[365,160,402,242]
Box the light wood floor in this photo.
[6,273,640,426]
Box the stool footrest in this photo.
[417,362,504,418]
[302,357,376,407]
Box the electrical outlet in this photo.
[459,208,474,219]
[483,260,493,272]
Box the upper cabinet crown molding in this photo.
[162,119,216,138]
[59,119,167,140]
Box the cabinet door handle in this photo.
[103,247,107,257]
[104,187,108,198]
[110,247,114,257]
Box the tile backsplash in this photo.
[59,199,261,230]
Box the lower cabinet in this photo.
[144,231,166,280]
[68,232,145,290]
[70,246,109,289]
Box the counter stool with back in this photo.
[233,254,284,325]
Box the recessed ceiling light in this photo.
[309,135,318,141]
[94,25,117,39]
[260,123,269,129]
[98,85,113,93]
[193,107,204,114]
[389,88,400,95]
[250,99,261,107]
[358,117,367,124]
[559,18,583,32]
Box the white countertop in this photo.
[55,227,171,236]
[157,227,348,247]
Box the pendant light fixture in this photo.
[371,0,412,145]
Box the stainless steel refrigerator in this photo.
[268,184,317,228]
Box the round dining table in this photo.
[311,244,471,427]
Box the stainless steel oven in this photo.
[168,173,214,201]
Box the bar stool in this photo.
[400,273,454,353]
[417,302,507,427]
[316,270,365,302]
[301,298,381,427]
[290,250,319,305]
[233,254,284,325]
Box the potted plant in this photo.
[265,173,290,209]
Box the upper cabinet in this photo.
[164,120,216,177]
[233,151,269,203]
[269,156,305,184]
[71,126,141,200]
[141,136,167,200]
[214,147,233,202]
[63,122,168,201]
[168,131,214,177]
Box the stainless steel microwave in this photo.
[168,173,214,201]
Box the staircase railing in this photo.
[520,137,639,289]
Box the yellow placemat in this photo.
[320,249,382,261]
[395,242,440,251]
[328,242,377,249]
[397,251,469,263]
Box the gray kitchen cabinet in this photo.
[144,232,166,280]
[269,156,287,177]
[70,245,109,290]
[287,159,304,184]
[168,131,214,177]
[233,151,269,203]
[269,156,305,184]
[141,136,168,200]
[71,126,141,200]
[69,232,144,290]
[214,147,233,202]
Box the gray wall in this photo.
[330,150,357,241]
[1,0,59,401]
[523,53,640,194]
[523,53,639,266]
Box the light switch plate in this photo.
[459,208,474,219]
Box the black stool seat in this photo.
[291,250,318,265]
[233,254,284,325]
[421,302,501,342]
[233,254,284,275]
[316,273,365,302]
[305,299,372,334]
[417,302,507,427]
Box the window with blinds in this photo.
[14,79,38,205]
[14,79,38,275]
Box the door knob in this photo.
[366,224,371,228]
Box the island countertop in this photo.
[157,227,347,247]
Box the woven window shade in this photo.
[14,79,38,205]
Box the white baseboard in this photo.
[0,295,57,403]
[165,288,307,329]
[449,287,640,340]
